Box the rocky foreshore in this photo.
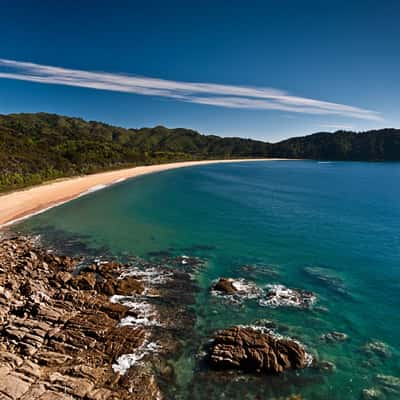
[0,235,196,400]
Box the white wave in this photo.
[259,284,316,308]
[211,278,264,304]
[119,266,174,285]
[114,177,126,183]
[112,339,160,374]
[110,295,161,327]
[84,184,108,193]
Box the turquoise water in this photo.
[17,161,400,399]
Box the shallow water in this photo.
[17,161,400,399]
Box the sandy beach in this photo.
[0,159,289,227]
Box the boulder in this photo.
[213,278,237,294]
[208,326,310,373]
[71,272,97,290]
[115,277,144,295]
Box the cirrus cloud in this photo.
[0,58,382,121]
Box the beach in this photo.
[1,160,399,399]
[0,159,286,228]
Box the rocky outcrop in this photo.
[213,278,238,294]
[208,326,311,374]
[0,236,162,399]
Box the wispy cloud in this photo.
[320,124,355,131]
[0,58,382,121]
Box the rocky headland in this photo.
[0,235,196,399]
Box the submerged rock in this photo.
[375,374,400,394]
[362,387,385,400]
[363,341,392,358]
[315,360,336,373]
[320,331,348,343]
[208,326,312,374]
[303,266,349,296]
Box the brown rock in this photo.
[115,277,144,295]
[19,383,46,400]
[48,372,94,397]
[71,272,97,290]
[86,388,115,400]
[100,303,127,320]
[0,373,30,399]
[55,271,72,285]
[209,326,310,373]
[213,278,237,294]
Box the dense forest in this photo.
[0,113,399,191]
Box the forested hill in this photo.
[0,113,399,191]
[271,129,400,161]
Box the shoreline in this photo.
[0,158,292,228]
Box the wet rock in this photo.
[316,360,336,373]
[71,272,97,290]
[259,284,316,309]
[320,331,348,343]
[303,266,349,297]
[208,326,312,374]
[210,277,264,305]
[362,387,385,400]
[375,374,400,394]
[363,341,392,358]
[115,276,144,295]
[213,278,237,294]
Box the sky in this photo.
[0,0,399,142]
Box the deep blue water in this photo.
[18,161,400,399]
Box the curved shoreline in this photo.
[0,158,293,228]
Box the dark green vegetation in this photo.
[1,112,399,191]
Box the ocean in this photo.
[17,160,400,399]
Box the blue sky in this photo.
[0,0,399,141]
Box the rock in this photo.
[211,278,265,305]
[213,278,237,294]
[259,284,316,309]
[0,373,30,399]
[316,360,336,373]
[55,271,72,285]
[100,280,115,296]
[208,326,311,373]
[363,341,391,358]
[115,276,144,295]
[86,388,115,400]
[48,372,94,397]
[16,360,41,379]
[0,235,184,399]
[303,266,349,297]
[375,374,400,393]
[71,272,97,290]
[19,383,47,400]
[100,302,127,320]
[320,331,348,343]
[362,387,384,400]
